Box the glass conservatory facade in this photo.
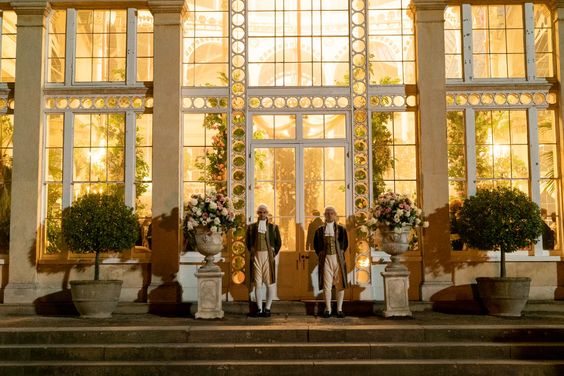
[1,0,563,304]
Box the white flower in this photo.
[190,198,198,206]
[422,221,430,228]
[186,221,194,230]
[209,202,217,210]
[221,208,228,216]
[210,226,218,233]
[416,208,422,215]
[360,225,368,233]
[214,217,221,225]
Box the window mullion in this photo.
[65,9,76,86]
[527,107,543,255]
[62,111,73,209]
[524,3,536,81]
[461,4,473,82]
[465,108,477,196]
[124,111,136,208]
[126,8,136,85]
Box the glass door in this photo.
[250,144,349,300]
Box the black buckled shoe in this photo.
[262,308,271,317]
[251,310,262,318]
[337,311,345,318]
[322,310,331,318]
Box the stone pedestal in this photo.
[194,269,224,319]
[381,270,412,317]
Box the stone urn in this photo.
[379,225,411,272]
[194,226,224,271]
[70,280,122,318]
[476,277,531,317]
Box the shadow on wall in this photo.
[148,207,182,315]
[422,205,489,308]
[556,262,564,300]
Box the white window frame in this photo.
[45,8,143,88]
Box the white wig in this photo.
[256,203,269,212]
[324,206,337,214]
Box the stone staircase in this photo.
[0,323,563,375]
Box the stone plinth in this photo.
[194,269,224,319]
[381,270,412,318]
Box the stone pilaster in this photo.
[147,0,185,309]
[551,1,564,257]
[4,1,50,303]
[412,0,453,301]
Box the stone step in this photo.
[1,325,563,344]
[0,359,563,376]
[0,342,563,361]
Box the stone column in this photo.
[4,1,50,303]
[412,0,453,301]
[552,2,564,264]
[147,0,185,311]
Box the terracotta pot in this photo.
[70,280,122,318]
[476,277,531,317]
[379,225,411,271]
[194,226,224,271]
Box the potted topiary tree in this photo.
[61,193,138,318]
[457,186,544,316]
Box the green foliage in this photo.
[457,187,543,276]
[62,193,138,255]
[194,113,228,195]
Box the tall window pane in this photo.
[45,114,64,255]
[538,110,560,251]
[183,112,228,203]
[248,0,350,86]
[445,6,462,79]
[475,110,529,193]
[0,115,12,253]
[75,10,127,82]
[137,10,153,82]
[447,111,466,199]
[72,113,125,199]
[472,5,525,79]
[183,1,229,86]
[534,4,554,78]
[368,0,415,85]
[371,111,417,199]
[1,11,17,82]
[136,114,152,249]
[48,10,66,83]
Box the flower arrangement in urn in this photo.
[184,192,237,234]
[368,192,428,271]
[183,192,238,270]
[369,192,428,231]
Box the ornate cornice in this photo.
[147,0,186,14]
[410,0,447,12]
[10,0,50,16]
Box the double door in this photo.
[249,143,350,299]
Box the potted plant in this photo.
[183,192,238,271]
[61,193,138,318]
[457,187,544,316]
[369,192,428,271]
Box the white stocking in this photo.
[336,289,345,312]
[265,284,275,310]
[255,284,263,312]
[324,287,332,313]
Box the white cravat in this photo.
[258,219,267,234]
[324,222,335,236]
